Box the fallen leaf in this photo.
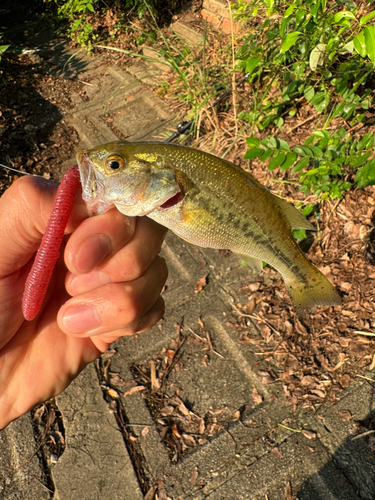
[182,434,196,447]
[199,418,205,434]
[141,426,150,437]
[107,388,119,399]
[194,275,208,293]
[144,485,158,500]
[301,429,317,440]
[124,385,145,397]
[189,467,199,483]
[252,387,263,405]
[337,410,352,421]
[340,374,351,388]
[369,353,375,371]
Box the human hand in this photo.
[0,175,168,429]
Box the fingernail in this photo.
[62,304,101,333]
[76,234,111,272]
[67,271,111,295]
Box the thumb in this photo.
[0,175,87,277]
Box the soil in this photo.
[1,0,375,456]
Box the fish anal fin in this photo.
[237,254,263,274]
[274,196,316,231]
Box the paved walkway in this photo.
[1,10,375,500]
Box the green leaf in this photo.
[246,56,262,75]
[309,43,326,71]
[293,156,310,172]
[364,26,375,65]
[293,146,306,156]
[280,32,302,53]
[302,204,314,216]
[351,151,371,167]
[260,148,273,161]
[280,152,297,170]
[292,229,307,240]
[353,32,366,57]
[334,11,356,23]
[304,85,315,101]
[0,45,10,55]
[268,152,286,170]
[244,147,266,159]
[277,138,290,152]
[301,146,313,156]
[312,130,327,139]
[342,41,354,53]
[284,4,296,17]
[355,158,375,187]
[310,146,323,158]
[246,137,260,147]
[360,10,375,25]
[87,2,95,12]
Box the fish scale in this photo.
[77,141,341,315]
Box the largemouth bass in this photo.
[76,141,341,315]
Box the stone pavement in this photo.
[1,12,375,500]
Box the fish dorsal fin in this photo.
[237,254,264,274]
[273,196,316,231]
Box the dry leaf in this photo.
[178,402,190,416]
[337,410,352,421]
[189,467,199,484]
[194,275,208,293]
[144,485,158,500]
[172,424,181,438]
[232,410,241,421]
[107,388,119,399]
[340,374,351,388]
[369,353,375,371]
[165,349,175,359]
[252,387,263,405]
[199,418,205,434]
[202,354,210,366]
[101,349,117,359]
[301,429,316,440]
[141,426,150,437]
[182,434,196,447]
[124,385,145,397]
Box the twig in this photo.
[229,302,282,337]
[352,430,375,441]
[356,374,375,383]
[286,114,318,133]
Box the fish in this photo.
[76,141,341,315]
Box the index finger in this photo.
[66,216,168,296]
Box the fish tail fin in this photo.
[285,266,341,316]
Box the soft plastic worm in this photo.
[22,165,81,321]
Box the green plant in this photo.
[0,35,9,64]
[245,128,375,200]
[233,0,375,131]
[44,0,157,48]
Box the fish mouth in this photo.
[160,191,184,209]
[76,149,115,216]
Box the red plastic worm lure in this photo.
[22,164,81,321]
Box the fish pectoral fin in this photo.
[274,196,316,231]
[237,254,263,274]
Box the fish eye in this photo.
[105,154,125,173]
